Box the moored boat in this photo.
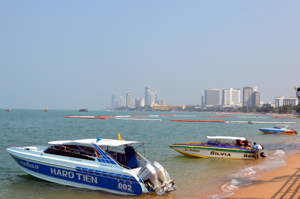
[259,125,297,135]
[170,136,267,160]
[6,136,175,196]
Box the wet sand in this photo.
[225,150,300,199]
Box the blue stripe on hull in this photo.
[11,155,143,195]
[259,129,288,134]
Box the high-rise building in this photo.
[275,96,284,108]
[222,88,241,108]
[126,92,135,107]
[145,86,157,106]
[145,86,150,106]
[205,89,221,107]
[232,88,241,104]
[243,86,260,107]
[275,96,298,108]
[118,96,126,107]
[201,96,205,108]
[243,87,253,107]
[135,99,145,107]
[111,95,116,108]
[253,91,261,107]
[283,98,299,106]
[148,91,155,105]
[222,89,231,105]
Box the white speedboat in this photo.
[6,137,175,196]
[170,136,267,160]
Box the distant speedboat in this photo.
[79,108,88,112]
[259,125,297,135]
[6,136,175,196]
[5,108,12,111]
[170,136,267,160]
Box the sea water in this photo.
[0,110,299,199]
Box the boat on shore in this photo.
[259,125,297,135]
[6,137,175,196]
[170,136,267,160]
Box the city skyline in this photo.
[112,85,298,110]
[1,1,299,110]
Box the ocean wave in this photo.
[273,150,285,156]
[231,167,256,178]
[208,179,241,199]
[221,179,240,192]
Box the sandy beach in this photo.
[180,150,300,199]
[224,150,300,199]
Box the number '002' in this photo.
[118,183,133,192]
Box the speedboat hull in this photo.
[7,147,144,195]
[6,137,176,196]
[170,143,260,160]
[259,128,296,135]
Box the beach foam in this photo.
[221,179,240,192]
[231,167,256,178]
[273,149,285,156]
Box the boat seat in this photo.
[125,146,139,169]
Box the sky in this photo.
[1,1,299,110]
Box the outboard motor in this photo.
[151,161,175,192]
[137,163,166,195]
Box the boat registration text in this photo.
[185,148,200,152]
[51,168,98,184]
[210,151,231,157]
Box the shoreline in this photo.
[224,149,300,199]
[179,148,300,199]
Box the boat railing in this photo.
[11,145,47,151]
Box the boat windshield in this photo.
[104,143,146,168]
[206,139,233,146]
[43,144,96,160]
[274,125,289,129]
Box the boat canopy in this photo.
[207,136,246,140]
[48,138,145,147]
[276,125,289,129]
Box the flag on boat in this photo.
[118,132,123,140]
[97,135,102,142]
